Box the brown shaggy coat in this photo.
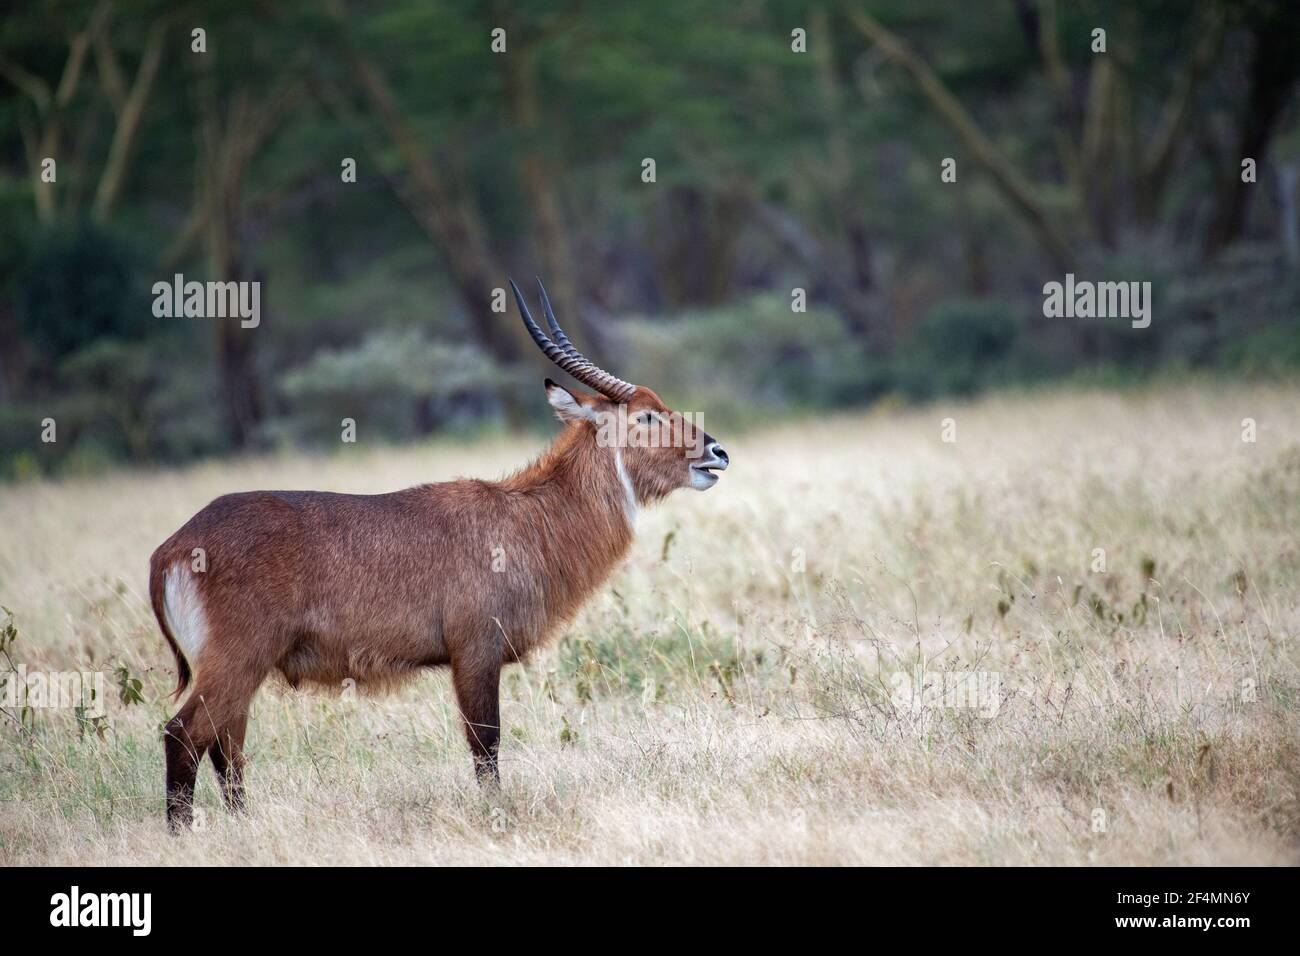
[150,381,726,830]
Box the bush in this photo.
[615,293,865,425]
[1220,318,1300,375]
[892,297,1026,400]
[16,221,151,362]
[276,328,510,445]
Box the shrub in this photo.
[892,297,1025,400]
[16,221,151,362]
[277,328,510,445]
[614,293,864,425]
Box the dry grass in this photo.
[2,380,1298,865]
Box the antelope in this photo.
[149,278,729,831]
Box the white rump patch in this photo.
[615,448,638,529]
[163,565,209,666]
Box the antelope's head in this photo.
[512,278,729,504]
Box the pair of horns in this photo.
[510,277,636,403]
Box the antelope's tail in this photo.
[149,550,191,700]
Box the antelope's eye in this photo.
[637,412,655,426]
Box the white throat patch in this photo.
[614,448,638,529]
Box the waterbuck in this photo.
[149,279,729,830]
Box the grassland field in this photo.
[1,380,1297,865]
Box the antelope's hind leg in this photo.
[164,660,265,832]
[163,694,211,833]
[209,709,250,813]
[450,646,502,787]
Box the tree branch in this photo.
[93,19,166,221]
[1025,0,1081,201]
[0,56,52,112]
[93,22,128,113]
[1138,3,1224,219]
[845,6,1075,269]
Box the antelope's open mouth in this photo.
[689,457,727,489]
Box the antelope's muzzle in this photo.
[690,440,729,489]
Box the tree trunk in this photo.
[652,185,743,309]
[1015,0,1083,206]
[1136,5,1224,225]
[810,6,887,348]
[1203,7,1300,259]
[1279,161,1300,270]
[202,109,264,449]
[92,19,166,222]
[191,74,299,449]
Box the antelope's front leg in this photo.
[451,648,502,786]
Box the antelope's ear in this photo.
[545,378,598,423]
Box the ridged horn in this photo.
[510,277,636,403]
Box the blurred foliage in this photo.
[275,329,509,444]
[893,299,1030,400]
[17,222,151,360]
[0,0,1298,477]
[618,294,863,425]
